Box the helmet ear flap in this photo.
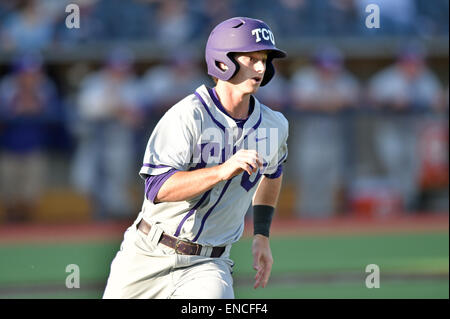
[208,51,240,81]
[261,58,274,87]
[225,52,241,81]
[210,52,240,82]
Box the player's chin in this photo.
[245,80,262,93]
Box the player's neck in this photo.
[214,83,251,120]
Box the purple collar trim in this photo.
[194,92,225,131]
[208,87,254,128]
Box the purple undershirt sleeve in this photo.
[144,168,178,203]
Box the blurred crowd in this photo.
[0,0,448,52]
[0,43,447,222]
[0,1,448,223]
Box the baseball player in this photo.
[103,17,288,299]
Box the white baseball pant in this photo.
[103,220,235,299]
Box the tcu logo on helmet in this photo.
[251,28,275,45]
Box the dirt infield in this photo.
[0,213,448,244]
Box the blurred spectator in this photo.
[290,47,360,217]
[154,0,198,49]
[368,44,444,111]
[0,0,447,224]
[263,0,317,37]
[140,51,209,115]
[367,43,445,211]
[0,53,61,222]
[92,0,152,40]
[0,0,448,50]
[70,48,143,220]
[415,116,449,211]
[291,47,360,112]
[0,2,19,21]
[415,0,449,36]
[0,0,56,52]
[322,0,359,36]
[197,0,234,33]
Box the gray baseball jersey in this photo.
[138,84,288,247]
[103,84,288,299]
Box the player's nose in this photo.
[254,60,266,74]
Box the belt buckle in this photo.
[174,239,185,255]
[174,239,200,255]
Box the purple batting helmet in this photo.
[205,17,287,86]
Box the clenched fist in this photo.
[218,149,263,181]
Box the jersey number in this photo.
[240,171,262,192]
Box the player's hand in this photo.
[252,234,273,289]
[218,149,263,181]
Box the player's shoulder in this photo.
[164,90,205,122]
[258,99,289,131]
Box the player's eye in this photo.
[251,56,266,64]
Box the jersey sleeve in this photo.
[144,169,178,203]
[263,115,288,178]
[139,105,200,179]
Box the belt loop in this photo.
[223,244,232,257]
[134,215,143,230]
[147,223,163,246]
[200,245,213,257]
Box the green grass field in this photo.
[231,232,449,299]
[0,231,448,299]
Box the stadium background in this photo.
[0,0,448,299]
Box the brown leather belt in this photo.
[137,219,225,258]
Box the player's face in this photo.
[231,51,268,94]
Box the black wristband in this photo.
[253,205,275,237]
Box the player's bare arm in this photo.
[251,174,283,288]
[155,149,263,203]
[253,174,283,206]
